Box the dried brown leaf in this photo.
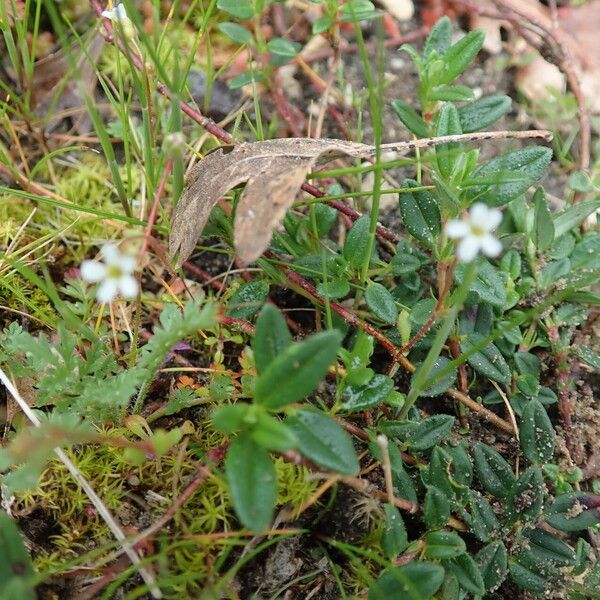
[169,130,552,266]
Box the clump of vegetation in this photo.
[1,1,600,599]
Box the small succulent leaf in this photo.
[476,540,508,592]
[544,492,600,531]
[446,553,486,596]
[457,95,511,133]
[506,466,545,522]
[226,279,269,319]
[519,399,555,465]
[438,29,485,84]
[424,16,452,57]
[424,485,451,529]
[365,283,398,325]
[342,374,395,412]
[406,414,455,451]
[368,562,445,600]
[461,333,511,385]
[399,179,441,246]
[424,530,466,559]
[472,442,516,497]
[467,146,553,207]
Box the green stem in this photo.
[400,261,478,418]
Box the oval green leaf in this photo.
[255,330,341,409]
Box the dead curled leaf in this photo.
[169,130,552,267]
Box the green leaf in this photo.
[407,414,455,451]
[467,146,553,206]
[317,278,350,299]
[457,95,511,133]
[225,433,277,532]
[391,99,429,138]
[217,0,254,19]
[226,279,269,319]
[343,215,372,268]
[267,37,301,58]
[287,409,359,475]
[519,399,555,465]
[429,84,474,102]
[424,485,450,528]
[532,187,555,251]
[424,16,452,58]
[553,199,600,239]
[211,404,249,433]
[438,29,485,84]
[424,531,466,559]
[435,103,463,179]
[473,442,516,497]
[447,553,485,596]
[369,562,445,600]
[545,492,600,531]
[253,304,292,374]
[461,333,511,385]
[523,527,575,566]
[342,374,394,412]
[381,504,408,559]
[312,15,333,34]
[465,491,499,542]
[217,22,253,44]
[255,330,341,409]
[399,179,441,246]
[476,541,507,592]
[365,283,398,325]
[0,512,35,600]
[417,356,457,397]
[568,170,594,192]
[456,260,506,307]
[507,467,545,522]
[577,345,600,369]
[250,412,298,452]
[508,554,548,593]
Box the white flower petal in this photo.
[116,4,128,19]
[101,244,120,263]
[101,9,116,20]
[119,254,136,274]
[481,233,502,257]
[118,275,139,299]
[80,260,107,282]
[457,236,481,262]
[469,203,491,227]
[445,220,470,239]
[96,279,119,303]
[486,208,503,231]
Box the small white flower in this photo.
[101,3,136,39]
[81,244,139,303]
[446,203,503,263]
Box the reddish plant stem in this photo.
[219,315,256,336]
[183,262,224,292]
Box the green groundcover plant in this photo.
[1,4,600,599]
